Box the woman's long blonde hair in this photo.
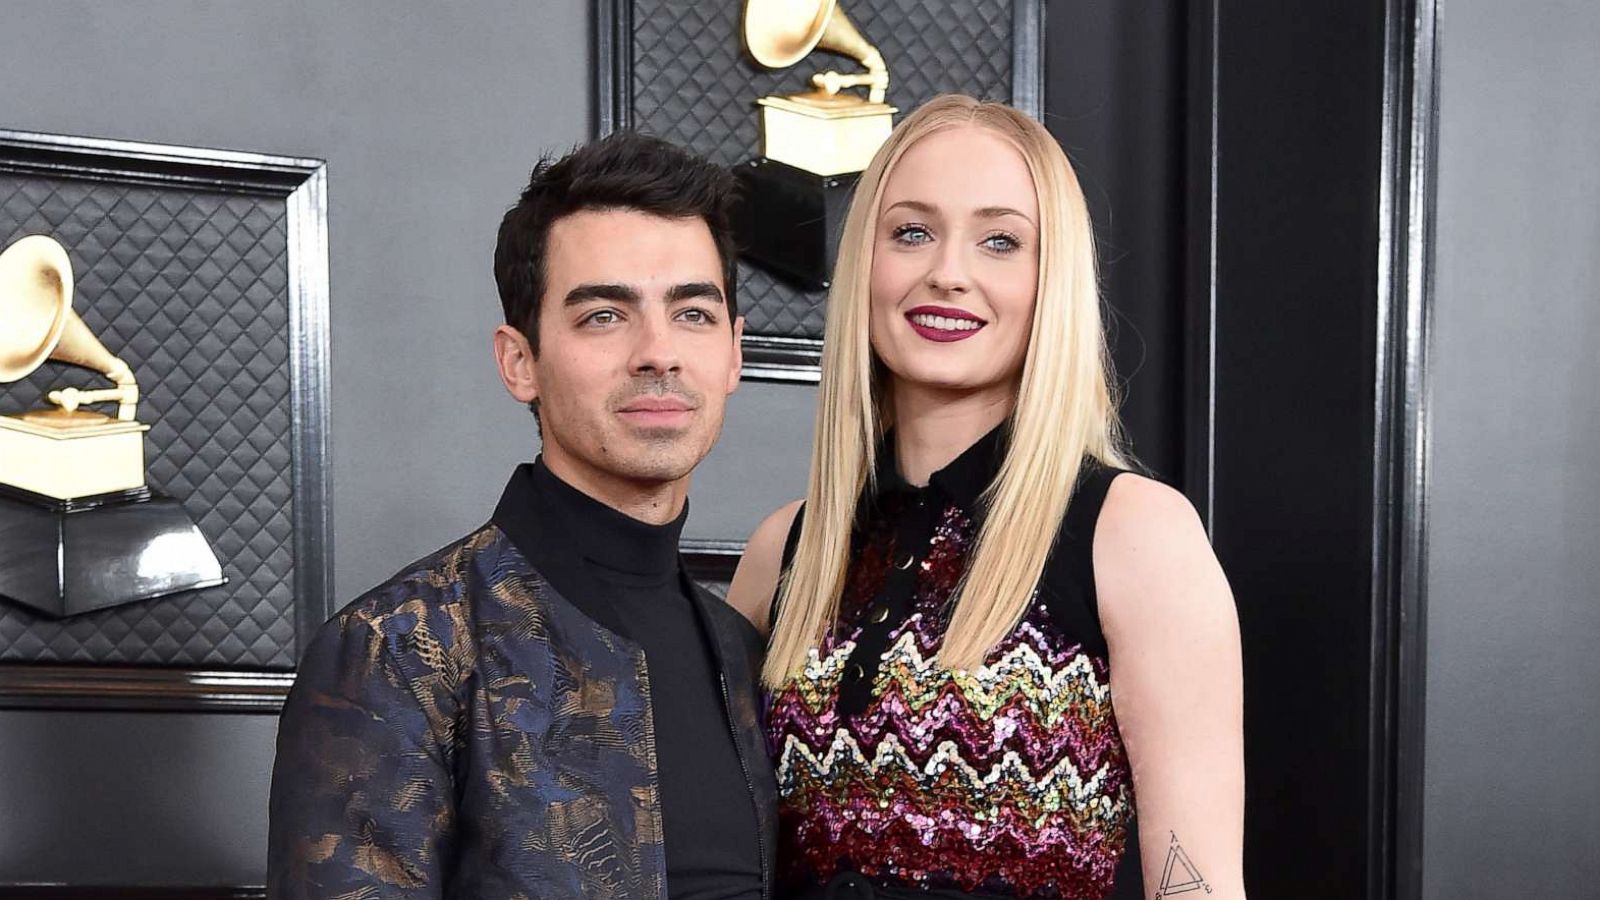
[762,94,1128,686]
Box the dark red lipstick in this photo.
[904,305,986,343]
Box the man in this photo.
[268,133,773,899]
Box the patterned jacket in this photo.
[267,503,777,898]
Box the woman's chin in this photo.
[888,366,1012,399]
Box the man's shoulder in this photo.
[322,522,524,643]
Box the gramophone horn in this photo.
[743,0,839,69]
[0,234,134,397]
[744,0,887,102]
[0,234,74,383]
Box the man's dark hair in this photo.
[494,131,740,354]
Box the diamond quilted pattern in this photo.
[0,174,297,669]
[629,0,1014,339]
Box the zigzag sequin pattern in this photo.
[768,498,1134,898]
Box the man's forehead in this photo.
[547,209,720,281]
[549,207,710,244]
[556,206,720,265]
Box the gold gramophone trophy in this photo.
[0,233,223,617]
[734,0,897,289]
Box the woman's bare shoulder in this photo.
[1093,472,1234,641]
[724,499,804,636]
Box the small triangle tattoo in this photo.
[1153,831,1212,898]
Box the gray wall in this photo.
[0,0,812,885]
[1423,1,1600,896]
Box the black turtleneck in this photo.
[492,458,763,900]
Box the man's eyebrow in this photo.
[564,283,641,306]
[665,281,726,305]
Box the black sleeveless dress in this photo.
[766,427,1140,899]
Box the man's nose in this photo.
[628,309,682,375]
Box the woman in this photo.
[727,95,1245,900]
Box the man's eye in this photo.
[677,308,715,324]
[891,223,933,245]
[582,309,620,326]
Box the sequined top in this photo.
[766,429,1135,899]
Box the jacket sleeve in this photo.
[267,608,457,899]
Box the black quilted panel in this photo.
[0,175,297,669]
[629,0,1015,339]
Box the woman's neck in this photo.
[889,382,1014,486]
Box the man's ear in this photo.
[492,324,539,404]
[726,316,745,395]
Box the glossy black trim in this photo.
[682,538,743,584]
[1368,0,1438,897]
[593,0,633,135]
[1183,0,1219,530]
[0,129,332,712]
[741,335,824,384]
[1010,0,1045,120]
[0,883,264,890]
[0,666,293,713]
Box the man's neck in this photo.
[541,451,689,525]
[889,382,1014,487]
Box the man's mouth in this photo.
[619,398,694,413]
[905,305,986,343]
[616,395,697,427]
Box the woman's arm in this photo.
[1094,474,1246,899]
[725,499,803,637]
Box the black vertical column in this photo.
[1046,2,1421,896]
[1194,1,1392,897]
[1045,2,1186,481]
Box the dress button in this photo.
[896,552,916,570]
[871,605,890,624]
[849,663,866,681]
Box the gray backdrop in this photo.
[0,0,810,884]
[2,0,1598,892]
[1422,0,1600,896]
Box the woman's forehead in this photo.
[881,126,1038,219]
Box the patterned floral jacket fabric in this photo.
[267,520,776,899]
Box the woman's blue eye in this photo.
[892,224,933,244]
[983,232,1021,253]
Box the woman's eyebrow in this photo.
[882,199,938,217]
[975,206,1037,226]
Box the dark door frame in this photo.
[1183,1,1439,898]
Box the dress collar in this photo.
[871,423,1009,517]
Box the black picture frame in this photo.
[593,0,1044,383]
[0,130,331,714]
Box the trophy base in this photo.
[733,158,862,291]
[0,411,148,500]
[758,93,896,176]
[0,487,226,618]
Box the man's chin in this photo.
[605,435,706,483]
